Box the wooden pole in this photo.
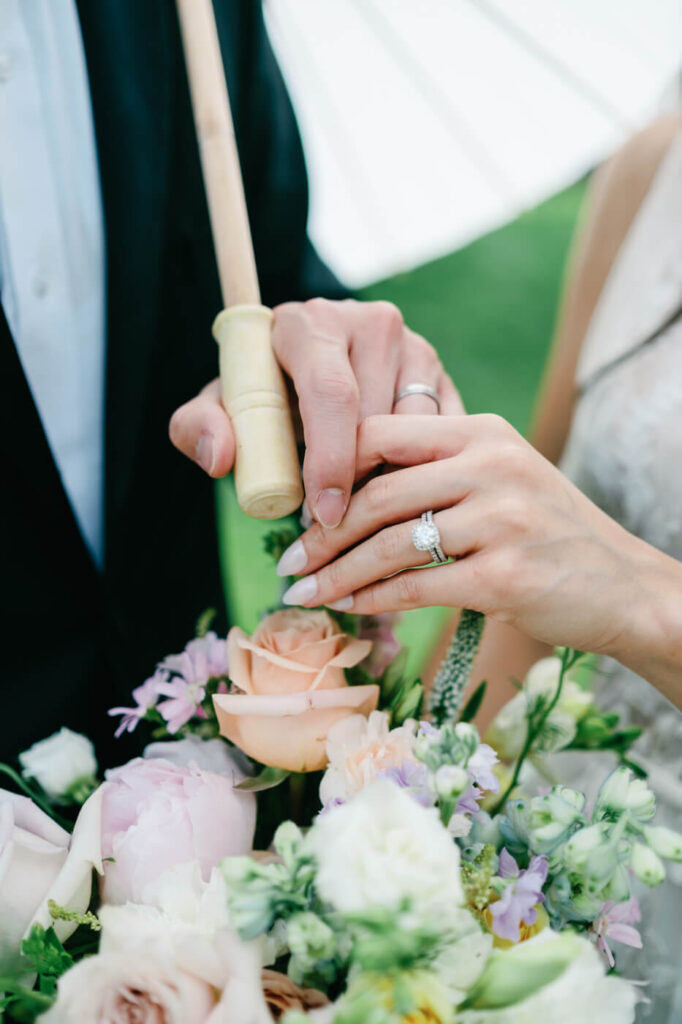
[176,0,303,519]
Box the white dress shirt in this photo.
[0,0,105,566]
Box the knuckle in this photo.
[305,296,334,319]
[396,572,422,605]
[363,474,391,517]
[375,526,401,563]
[371,300,403,335]
[310,369,359,409]
[480,412,512,437]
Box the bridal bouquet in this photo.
[1,536,680,1023]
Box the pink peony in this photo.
[214,610,378,773]
[99,758,255,905]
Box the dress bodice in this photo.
[558,124,682,1022]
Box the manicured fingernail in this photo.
[282,575,318,606]
[327,595,354,611]
[316,488,347,529]
[277,539,307,577]
[301,500,314,529]
[195,433,216,475]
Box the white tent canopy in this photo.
[265,0,682,287]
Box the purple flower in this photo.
[457,784,484,817]
[108,670,167,738]
[592,899,642,968]
[418,721,440,738]
[467,743,500,793]
[378,760,434,808]
[160,631,228,684]
[156,677,208,735]
[489,848,549,943]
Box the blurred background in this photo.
[221,0,682,668]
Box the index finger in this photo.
[273,302,359,529]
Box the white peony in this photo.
[485,657,592,760]
[309,779,463,920]
[19,728,97,799]
[143,736,252,782]
[458,932,637,1024]
[319,711,418,806]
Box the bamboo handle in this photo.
[176,0,303,518]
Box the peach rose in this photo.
[213,610,379,772]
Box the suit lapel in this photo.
[76,0,174,547]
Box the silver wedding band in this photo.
[393,382,440,412]
[411,510,448,564]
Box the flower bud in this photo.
[595,768,655,824]
[642,825,682,862]
[630,843,665,887]
[562,824,606,872]
[19,728,98,801]
[464,934,582,1010]
[434,765,469,799]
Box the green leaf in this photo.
[21,925,74,995]
[458,680,487,723]
[195,607,218,637]
[236,766,291,792]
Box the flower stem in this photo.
[0,764,73,831]
[492,647,575,816]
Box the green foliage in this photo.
[263,524,300,566]
[428,610,485,726]
[377,649,424,726]
[0,925,75,1022]
[47,901,101,933]
[236,765,291,792]
[195,606,218,637]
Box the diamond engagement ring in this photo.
[393,382,440,412]
[411,510,448,564]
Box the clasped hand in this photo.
[277,413,681,702]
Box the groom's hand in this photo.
[169,298,462,528]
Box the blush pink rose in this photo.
[100,758,256,905]
[214,610,379,773]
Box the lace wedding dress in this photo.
[558,126,682,1022]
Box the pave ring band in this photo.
[411,510,448,564]
[393,382,440,412]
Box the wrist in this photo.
[609,542,682,707]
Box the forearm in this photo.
[612,544,682,708]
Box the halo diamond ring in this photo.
[411,510,448,564]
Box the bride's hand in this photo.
[277,414,682,677]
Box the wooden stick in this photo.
[176,0,303,518]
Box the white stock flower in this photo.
[309,779,463,920]
[19,728,97,799]
[485,658,591,761]
[457,932,637,1024]
[319,711,418,806]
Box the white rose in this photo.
[48,861,273,1024]
[485,658,592,761]
[19,728,97,800]
[0,786,102,954]
[458,932,636,1024]
[309,779,463,921]
[39,952,218,1024]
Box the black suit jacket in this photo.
[0,0,342,765]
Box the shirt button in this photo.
[0,53,13,81]
[33,274,49,298]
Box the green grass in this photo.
[218,178,588,671]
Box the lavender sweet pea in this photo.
[489,848,549,943]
